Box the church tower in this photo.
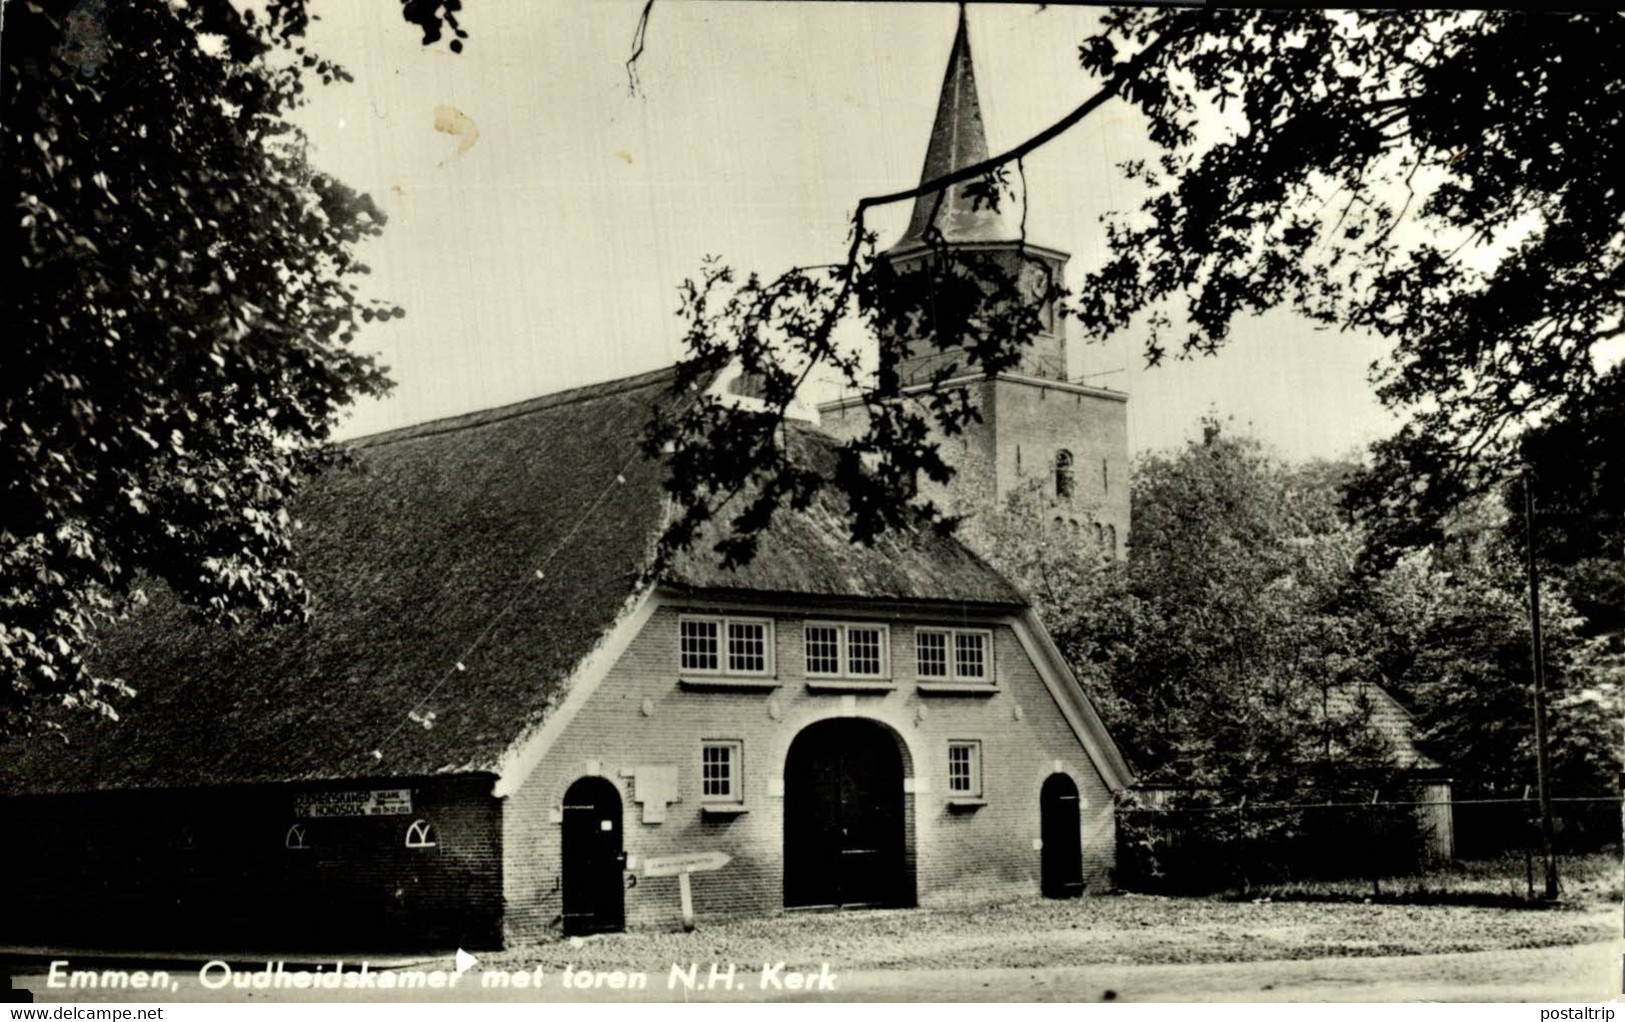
[817,9,1130,556]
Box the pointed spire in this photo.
[892,6,1022,253]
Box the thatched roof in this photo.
[668,421,1025,607]
[1,367,1022,796]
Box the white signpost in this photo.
[642,851,731,932]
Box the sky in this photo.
[293,1,1401,462]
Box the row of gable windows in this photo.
[679,616,992,684]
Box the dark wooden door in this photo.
[784,719,906,908]
[1041,773,1084,898]
[562,777,625,935]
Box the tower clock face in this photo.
[1019,260,1053,300]
[1019,259,1056,333]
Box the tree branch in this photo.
[850,15,1191,227]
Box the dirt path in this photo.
[790,939,1624,1002]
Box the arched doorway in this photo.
[1040,773,1083,899]
[561,776,625,935]
[784,718,912,909]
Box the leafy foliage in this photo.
[640,227,1061,570]
[1073,9,1624,560]
[975,421,1618,885]
[973,419,1621,804]
[651,9,1621,577]
[970,424,1431,889]
[3,0,406,736]
[1364,499,1622,797]
[973,421,1407,802]
[399,0,470,54]
[1503,365,1625,639]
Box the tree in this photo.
[2,0,420,736]
[971,420,1404,802]
[645,9,1622,576]
[1363,498,1621,798]
[1503,365,1625,640]
[968,422,1427,888]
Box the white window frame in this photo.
[700,739,744,804]
[404,818,438,849]
[947,739,983,797]
[917,627,994,683]
[804,621,891,679]
[679,614,774,678]
[284,823,309,850]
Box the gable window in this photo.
[917,628,993,683]
[954,632,988,679]
[847,627,885,675]
[701,740,743,803]
[405,819,438,849]
[805,625,841,675]
[680,615,773,677]
[916,630,948,678]
[1054,450,1075,499]
[803,623,890,679]
[728,620,768,674]
[679,617,719,673]
[948,740,983,797]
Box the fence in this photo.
[1116,793,1622,896]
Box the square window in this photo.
[948,740,982,797]
[680,618,719,673]
[727,621,768,674]
[954,632,987,680]
[917,630,949,678]
[805,623,890,680]
[701,741,742,802]
[846,627,885,676]
[917,628,993,685]
[805,625,841,676]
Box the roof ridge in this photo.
[346,364,686,450]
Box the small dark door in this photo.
[1041,773,1084,898]
[784,719,908,908]
[562,777,625,935]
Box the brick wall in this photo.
[989,377,1131,554]
[1,775,504,951]
[501,597,1117,938]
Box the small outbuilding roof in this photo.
[0,367,1023,796]
[1323,681,1444,773]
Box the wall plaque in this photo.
[294,788,413,818]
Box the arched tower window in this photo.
[1093,522,1105,551]
[1054,450,1074,499]
[1106,524,1118,559]
[284,823,309,850]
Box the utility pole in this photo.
[1522,471,1559,901]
